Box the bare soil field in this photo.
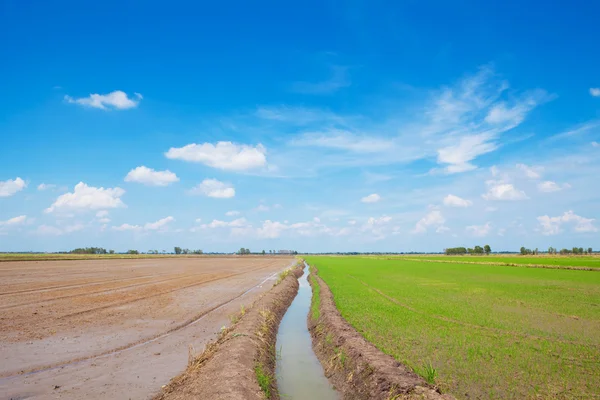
[0,256,293,399]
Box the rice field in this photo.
[305,256,600,399]
[389,254,600,269]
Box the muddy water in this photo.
[275,263,338,399]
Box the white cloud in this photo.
[537,211,597,235]
[64,91,142,110]
[165,141,267,171]
[490,166,499,177]
[124,166,179,186]
[348,220,357,225]
[257,220,288,238]
[466,222,492,237]
[112,223,142,232]
[254,204,270,212]
[592,141,599,148]
[98,218,111,224]
[189,179,235,198]
[428,68,551,174]
[0,177,26,197]
[96,210,109,218]
[435,134,497,174]
[361,193,381,203]
[199,218,249,229]
[413,210,446,233]
[516,163,543,179]
[45,182,126,213]
[482,180,528,201]
[485,206,498,212]
[37,183,56,191]
[443,194,472,207]
[144,216,174,230]
[366,215,392,226]
[0,215,27,226]
[225,210,240,217]
[549,121,600,141]
[537,181,570,193]
[590,88,600,97]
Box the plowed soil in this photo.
[0,256,293,400]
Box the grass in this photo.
[388,254,600,269]
[305,256,600,399]
[255,362,273,398]
[309,267,321,321]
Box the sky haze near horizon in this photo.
[1,0,599,252]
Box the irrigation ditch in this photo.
[156,259,454,399]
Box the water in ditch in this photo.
[275,263,338,399]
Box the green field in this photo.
[306,256,600,399]
[390,255,600,269]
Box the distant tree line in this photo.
[445,245,491,255]
[545,247,592,255]
[70,247,114,254]
[173,247,203,254]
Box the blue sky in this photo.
[1,0,599,252]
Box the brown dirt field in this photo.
[0,256,293,399]
[308,267,454,400]
[155,264,303,400]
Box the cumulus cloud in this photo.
[165,141,267,171]
[590,88,600,97]
[96,210,109,218]
[443,194,472,207]
[537,211,597,235]
[189,179,235,198]
[0,177,26,197]
[225,210,240,217]
[537,181,570,193]
[413,210,446,233]
[361,193,381,203]
[37,183,56,191]
[124,166,179,186]
[466,222,492,237]
[64,91,142,110]
[45,182,126,213]
[516,163,543,179]
[482,180,528,201]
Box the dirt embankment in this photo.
[308,267,454,400]
[155,264,303,400]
